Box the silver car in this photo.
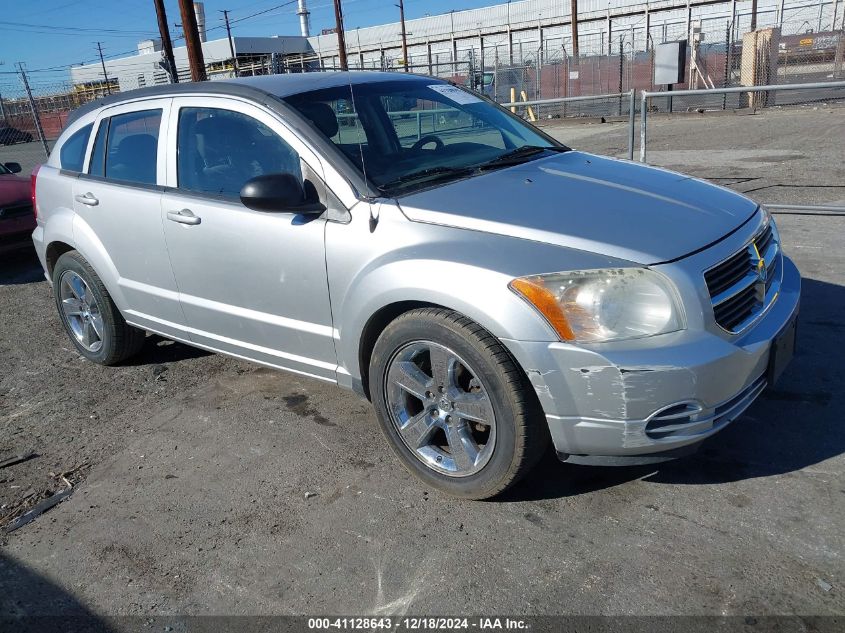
[32,73,800,499]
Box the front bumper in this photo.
[501,255,801,460]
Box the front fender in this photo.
[328,202,631,384]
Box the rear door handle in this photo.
[167,209,201,226]
[74,193,99,206]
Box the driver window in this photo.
[380,95,506,150]
[176,106,301,198]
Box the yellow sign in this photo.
[799,38,813,47]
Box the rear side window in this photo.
[104,109,162,185]
[59,123,93,172]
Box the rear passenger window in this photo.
[176,107,300,198]
[59,123,93,172]
[104,109,162,186]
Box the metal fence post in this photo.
[723,22,731,110]
[18,63,50,158]
[628,89,636,160]
[639,91,648,162]
[618,38,624,116]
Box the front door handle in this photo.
[167,209,201,226]
[74,192,99,206]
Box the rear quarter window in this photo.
[59,123,93,172]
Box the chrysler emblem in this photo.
[752,244,767,283]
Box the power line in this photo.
[5,0,302,77]
[0,19,158,36]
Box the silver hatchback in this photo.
[32,73,800,498]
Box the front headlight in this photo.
[510,268,685,343]
[761,205,779,240]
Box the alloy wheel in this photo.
[385,340,496,477]
[59,270,104,353]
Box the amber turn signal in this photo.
[509,276,575,341]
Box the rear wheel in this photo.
[369,308,548,499]
[53,251,146,365]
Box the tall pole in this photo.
[0,91,7,124]
[398,0,409,71]
[96,42,111,95]
[750,0,759,31]
[333,0,348,70]
[221,9,239,76]
[18,63,50,158]
[449,10,457,65]
[570,0,580,97]
[153,0,178,83]
[178,0,207,81]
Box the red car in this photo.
[0,161,36,254]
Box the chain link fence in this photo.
[1,77,115,158]
[488,18,844,119]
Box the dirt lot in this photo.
[1,108,844,623]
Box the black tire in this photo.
[369,308,549,499]
[53,251,146,365]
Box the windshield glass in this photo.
[283,79,564,195]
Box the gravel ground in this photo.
[1,109,844,622]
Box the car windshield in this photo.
[283,79,566,196]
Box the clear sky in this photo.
[0,0,499,92]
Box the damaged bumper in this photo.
[501,255,801,461]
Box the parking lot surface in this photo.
[1,109,843,619]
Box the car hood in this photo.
[396,151,758,264]
[0,174,29,207]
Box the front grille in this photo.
[705,219,782,333]
[0,203,33,219]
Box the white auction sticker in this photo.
[427,84,482,105]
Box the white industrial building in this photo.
[70,35,312,92]
[309,0,844,70]
[68,0,844,90]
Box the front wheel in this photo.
[369,308,548,499]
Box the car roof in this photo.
[64,71,440,127]
[229,71,436,96]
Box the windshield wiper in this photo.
[376,165,475,193]
[477,145,568,170]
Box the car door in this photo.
[160,96,337,381]
[73,98,188,339]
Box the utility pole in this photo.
[397,0,409,71]
[332,0,348,70]
[96,42,111,95]
[178,0,207,81]
[17,63,50,158]
[570,0,579,60]
[220,9,239,77]
[0,91,8,124]
[153,0,179,83]
[750,0,758,31]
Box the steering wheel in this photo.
[411,135,445,151]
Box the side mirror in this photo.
[4,162,22,174]
[239,173,326,214]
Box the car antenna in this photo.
[345,75,378,230]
